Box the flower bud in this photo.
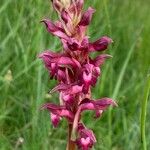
[52,0,71,12]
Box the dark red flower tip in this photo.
[89,36,113,52]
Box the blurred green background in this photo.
[0,0,150,149]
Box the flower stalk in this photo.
[39,0,117,149]
[67,123,76,150]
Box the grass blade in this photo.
[140,74,150,150]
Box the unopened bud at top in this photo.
[52,0,71,12]
[61,0,71,7]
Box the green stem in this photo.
[140,74,150,150]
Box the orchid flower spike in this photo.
[39,0,117,149]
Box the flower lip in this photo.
[76,128,97,149]
[81,137,90,146]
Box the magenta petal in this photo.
[76,128,96,149]
[52,0,62,12]
[76,0,84,13]
[82,71,92,93]
[93,66,101,76]
[57,69,66,82]
[83,71,92,83]
[89,36,113,52]
[38,50,60,58]
[78,123,86,132]
[80,129,96,143]
[50,83,83,95]
[70,85,83,94]
[51,56,81,68]
[92,54,112,67]
[52,57,75,66]
[41,103,65,111]
[81,137,90,148]
[50,84,69,93]
[81,98,117,111]
[39,51,60,79]
[66,38,80,51]
[41,103,74,122]
[38,50,59,73]
[94,98,117,107]
[50,112,61,127]
[81,37,89,49]
[79,7,95,26]
[61,93,74,104]
[71,58,81,68]
[94,110,103,118]
[82,63,101,90]
[61,10,70,23]
[80,101,95,111]
[38,50,57,67]
[41,19,69,40]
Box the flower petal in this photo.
[80,129,96,143]
[76,128,96,149]
[41,103,74,122]
[50,84,69,93]
[51,56,81,68]
[38,50,60,58]
[83,71,92,83]
[89,36,113,52]
[81,137,90,147]
[50,112,61,127]
[79,7,95,26]
[76,0,84,14]
[52,0,63,12]
[82,63,101,90]
[94,97,118,108]
[41,19,69,40]
[38,50,59,69]
[92,54,112,67]
[38,50,60,77]
[61,93,74,104]
[57,68,66,82]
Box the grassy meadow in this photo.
[0,0,150,149]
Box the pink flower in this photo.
[41,103,74,127]
[76,128,96,150]
[71,98,117,141]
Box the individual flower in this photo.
[76,127,96,150]
[71,98,117,141]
